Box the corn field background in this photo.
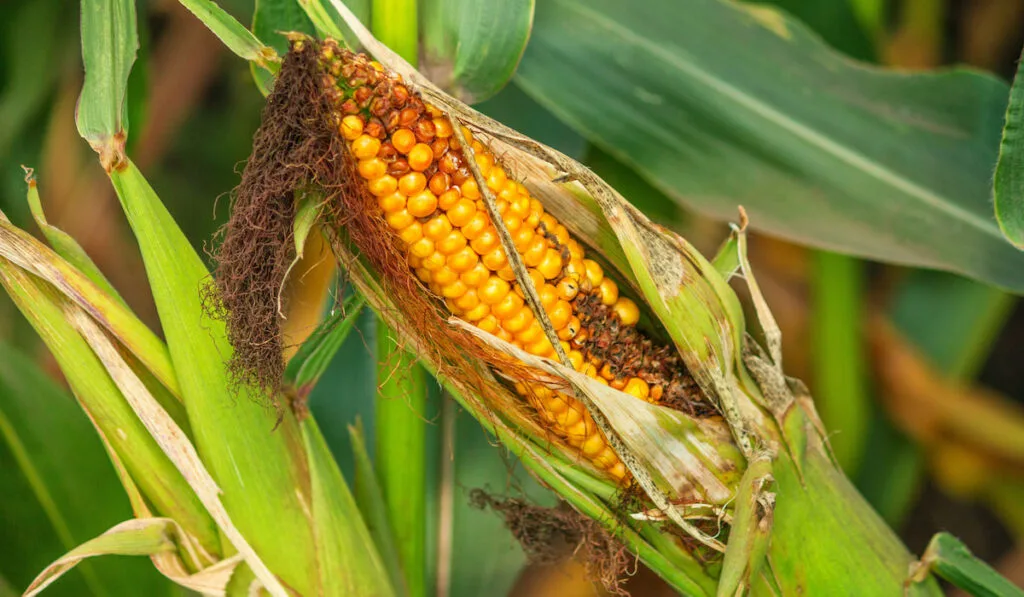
[2,0,1024,595]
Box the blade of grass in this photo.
[810,251,869,475]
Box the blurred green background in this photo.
[2,0,1024,594]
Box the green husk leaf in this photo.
[23,169,125,307]
[107,161,316,595]
[909,532,1024,597]
[302,418,397,597]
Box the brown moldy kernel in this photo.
[318,46,704,480]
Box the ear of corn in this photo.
[316,41,707,480]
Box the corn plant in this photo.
[2,0,1024,596]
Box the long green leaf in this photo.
[0,343,168,596]
[0,264,218,554]
[514,0,1024,291]
[107,161,316,595]
[178,0,278,67]
[994,43,1024,249]
[421,0,535,103]
[77,0,137,168]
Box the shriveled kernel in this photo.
[600,363,616,381]
[398,172,427,195]
[557,279,579,301]
[479,277,511,305]
[429,172,451,196]
[614,297,640,326]
[368,175,398,197]
[610,378,627,390]
[651,385,664,401]
[558,316,581,341]
[423,214,453,241]
[599,278,619,306]
[351,134,381,159]
[407,190,438,218]
[392,128,417,154]
[409,143,434,171]
[341,115,364,140]
[358,158,386,180]
[624,378,650,400]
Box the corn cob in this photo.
[317,40,700,480]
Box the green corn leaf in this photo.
[375,324,428,597]
[514,0,1024,291]
[421,0,535,103]
[284,292,365,397]
[0,342,169,596]
[23,169,126,308]
[348,421,406,596]
[810,251,869,475]
[77,0,137,170]
[303,419,397,597]
[0,263,218,554]
[253,0,316,56]
[178,0,278,68]
[993,43,1024,249]
[107,161,316,594]
[910,533,1024,597]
